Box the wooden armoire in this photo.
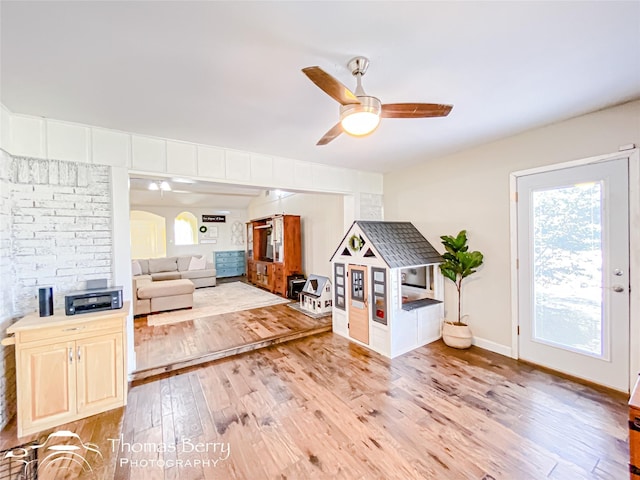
[246,214,302,297]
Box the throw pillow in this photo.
[132,260,142,276]
[188,256,207,271]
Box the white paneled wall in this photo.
[196,145,226,178]
[225,150,251,181]
[1,106,12,152]
[9,114,46,158]
[1,105,383,196]
[166,140,197,176]
[46,120,91,163]
[132,135,167,172]
[92,128,131,167]
[250,154,273,184]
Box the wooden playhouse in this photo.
[330,221,444,358]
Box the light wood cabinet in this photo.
[5,304,128,437]
[246,215,302,296]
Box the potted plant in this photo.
[439,230,484,349]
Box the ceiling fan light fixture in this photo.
[340,96,381,137]
[148,180,172,192]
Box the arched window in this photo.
[174,211,198,246]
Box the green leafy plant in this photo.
[439,230,484,325]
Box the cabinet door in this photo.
[76,333,124,416]
[274,263,285,296]
[19,341,76,433]
[247,259,255,283]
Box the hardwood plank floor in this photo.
[133,302,331,380]
[120,333,628,479]
[1,332,629,479]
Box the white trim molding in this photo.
[472,336,512,358]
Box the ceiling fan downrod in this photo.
[348,56,370,96]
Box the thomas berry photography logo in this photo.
[2,430,102,478]
[109,434,231,469]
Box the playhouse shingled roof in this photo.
[331,221,443,268]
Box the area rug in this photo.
[287,302,332,319]
[147,282,290,326]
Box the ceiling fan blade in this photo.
[316,122,343,146]
[381,103,453,118]
[302,66,361,106]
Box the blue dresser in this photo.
[214,250,246,278]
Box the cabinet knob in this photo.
[69,348,73,364]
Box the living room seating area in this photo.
[132,255,216,316]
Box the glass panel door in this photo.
[531,181,604,356]
[517,157,630,391]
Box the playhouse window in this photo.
[400,265,435,303]
[334,263,346,310]
[371,267,387,325]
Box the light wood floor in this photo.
[133,302,332,380]
[1,333,630,479]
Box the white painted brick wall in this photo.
[10,157,114,312]
[360,193,384,220]
[0,152,115,430]
[0,150,16,429]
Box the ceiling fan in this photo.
[302,56,453,146]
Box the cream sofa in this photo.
[133,256,217,288]
[132,256,216,316]
[134,277,195,316]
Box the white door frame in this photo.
[509,148,640,391]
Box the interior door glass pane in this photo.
[532,181,603,356]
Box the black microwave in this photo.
[65,287,123,315]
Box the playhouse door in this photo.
[348,265,369,344]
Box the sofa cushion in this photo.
[188,256,207,271]
[138,259,150,275]
[149,257,178,273]
[137,279,195,299]
[177,256,192,272]
[151,272,182,281]
[132,260,142,276]
[181,268,216,280]
[133,275,153,292]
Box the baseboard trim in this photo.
[472,336,512,358]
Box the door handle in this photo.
[612,285,625,293]
[69,348,73,364]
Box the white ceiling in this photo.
[1,1,639,174]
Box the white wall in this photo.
[384,100,640,355]
[0,149,16,429]
[248,191,344,278]
[0,103,380,381]
[0,150,13,323]
[8,157,114,313]
[0,106,383,196]
[130,204,248,261]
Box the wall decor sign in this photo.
[202,215,226,223]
